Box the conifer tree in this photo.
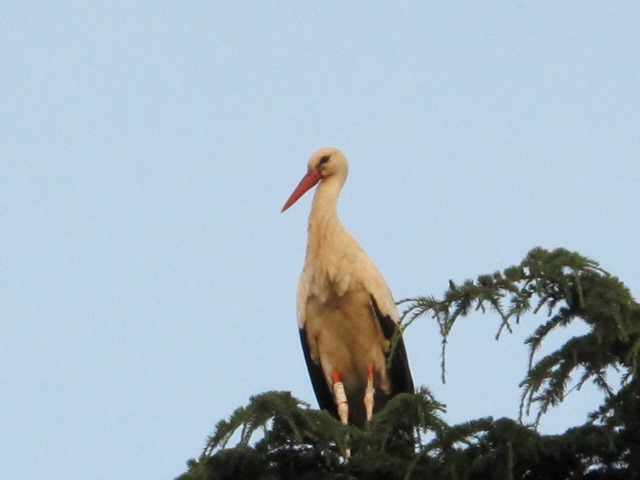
[177,247,640,480]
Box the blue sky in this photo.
[2,2,639,479]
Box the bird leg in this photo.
[332,371,349,424]
[364,365,375,421]
[332,371,351,458]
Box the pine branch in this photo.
[399,247,640,426]
[203,391,337,456]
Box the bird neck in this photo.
[307,176,344,250]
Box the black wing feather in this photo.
[370,295,415,395]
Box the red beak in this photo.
[281,169,322,212]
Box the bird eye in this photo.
[318,155,331,166]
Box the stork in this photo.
[282,147,414,428]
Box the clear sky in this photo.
[2,2,639,479]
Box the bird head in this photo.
[281,147,348,212]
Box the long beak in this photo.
[281,169,322,212]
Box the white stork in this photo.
[282,147,414,427]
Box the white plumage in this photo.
[282,147,413,427]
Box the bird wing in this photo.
[358,254,413,394]
[296,269,337,414]
[298,327,337,417]
[369,294,415,395]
